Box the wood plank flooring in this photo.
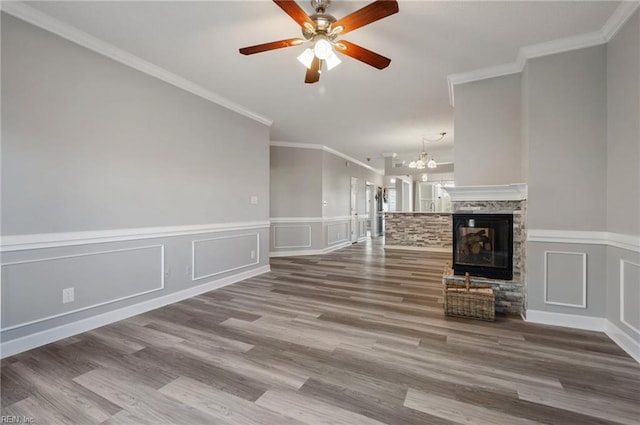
[2,239,639,425]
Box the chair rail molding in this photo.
[528,230,640,253]
[0,221,271,252]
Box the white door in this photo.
[350,177,358,243]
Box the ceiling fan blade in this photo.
[335,40,391,69]
[305,57,321,84]
[239,38,305,55]
[332,0,398,36]
[273,0,315,29]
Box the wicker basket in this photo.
[444,272,495,321]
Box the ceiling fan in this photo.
[239,0,399,83]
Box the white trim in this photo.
[601,1,640,41]
[544,251,587,308]
[610,233,640,252]
[446,1,640,106]
[191,233,260,281]
[529,230,609,245]
[270,141,383,175]
[447,62,522,105]
[269,241,352,257]
[524,311,640,363]
[518,31,606,62]
[384,245,451,253]
[269,216,351,224]
[357,236,368,243]
[0,245,165,332]
[605,320,640,364]
[328,238,350,246]
[0,2,272,127]
[525,310,606,332]
[0,265,270,359]
[323,216,352,223]
[0,221,270,252]
[528,230,640,253]
[270,217,323,224]
[443,184,527,201]
[273,225,312,249]
[620,259,640,335]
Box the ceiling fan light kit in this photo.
[239,0,399,83]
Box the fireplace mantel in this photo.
[444,184,527,202]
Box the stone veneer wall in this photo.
[446,200,527,314]
[385,213,452,251]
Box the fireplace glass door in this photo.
[452,213,513,280]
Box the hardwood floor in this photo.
[2,239,639,425]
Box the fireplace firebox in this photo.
[452,213,513,280]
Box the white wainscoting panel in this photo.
[544,251,587,308]
[327,222,350,246]
[620,259,640,335]
[358,219,367,238]
[273,225,312,249]
[192,233,259,281]
[0,265,270,359]
[1,245,164,331]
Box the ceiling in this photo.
[17,1,621,172]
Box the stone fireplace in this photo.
[443,184,527,315]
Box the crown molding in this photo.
[1,1,272,127]
[447,1,640,106]
[602,1,640,41]
[270,141,383,175]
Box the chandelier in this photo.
[408,132,445,170]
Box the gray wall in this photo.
[1,14,270,351]
[2,14,269,235]
[524,45,608,317]
[270,146,323,218]
[606,9,640,237]
[322,151,353,218]
[605,9,640,341]
[453,73,522,186]
[526,46,607,231]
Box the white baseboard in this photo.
[0,265,270,359]
[525,310,607,331]
[605,320,640,363]
[384,245,451,253]
[270,241,352,257]
[525,310,639,363]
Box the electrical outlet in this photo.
[186,265,192,276]
[250,250,256,259]
[62,287,74,304]
[164,269,171,279]
[250,196,258,205]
